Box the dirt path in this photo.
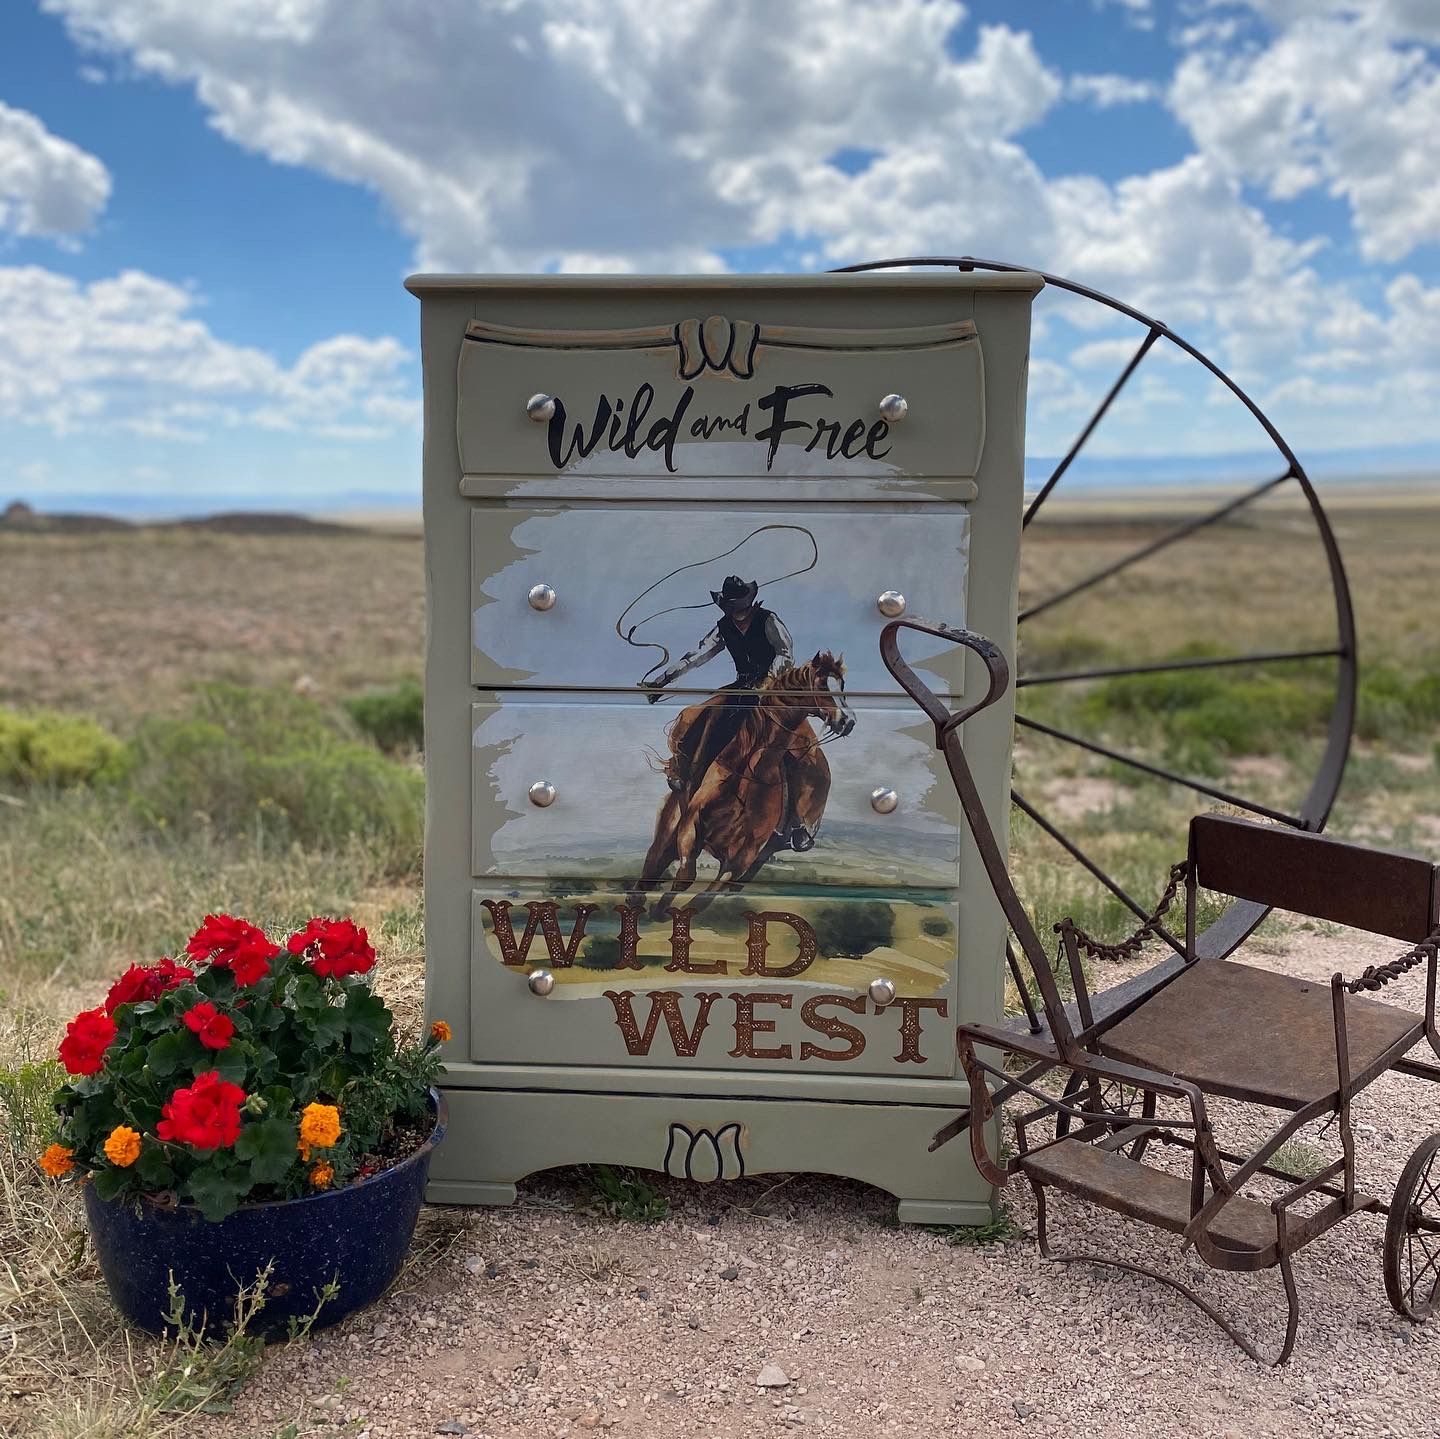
[206,926,1440,1439]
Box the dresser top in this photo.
[404,271,1045,298]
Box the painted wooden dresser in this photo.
[407,272,1042,1223]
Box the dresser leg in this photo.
[895,1197,997,1227]
[425,1178,518,1208]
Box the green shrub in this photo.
[0,1053,64,1153]
[580,934,624,970]
[0,707,126,788]
[810,901,895,959]
[1356,664,1440,743]
[1076,664,1335,773]
[345,680,424,753]
[124,686,423,875]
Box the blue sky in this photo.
[1,0,1437,513]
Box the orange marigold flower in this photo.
[38,1143,74,1178]
[309,1161,335,1190]
[429,1019,452,1044]
[299,1102,341,1150]
[103,1126,142,1168]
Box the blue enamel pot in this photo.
[83,1088,447,1339]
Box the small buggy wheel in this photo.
[1056,1073,1157,1160]
[1384,1132,1440,1321]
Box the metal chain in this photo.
[1345,932,1440,994]
[1057,860,1189,963]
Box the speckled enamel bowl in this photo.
[83,1088,448,1339]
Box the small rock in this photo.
[484,1263,501,1280]
[757,1364,792,1388]
[372,1321,390,1339]
[1014,1401,1036,1420]
[954,1355,985,1372]
[720,1267,740,1281]
[464,1255,484,1276]
[634,1286,650,1300]
[436,1423,472,1437]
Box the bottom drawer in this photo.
[469,884,960,1078]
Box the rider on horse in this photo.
[640,575,816,851]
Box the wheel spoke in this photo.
[1011,788,1185,956]
[1023,328,1161,529]
[1017,648,1344,688]
[1015,714,1306,827]
[1020,470,1294,624]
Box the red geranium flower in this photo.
[186,914,279,987]
[156,1070,245,1151]
[58,1007,118,1076]
[287,916,376,980]
[182,1001,235,1051]
[104,956,196,1013]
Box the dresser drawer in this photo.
[457,312,983,493]
[471,696,960,890]
[471,504,970,698]
[469,885,958,1078]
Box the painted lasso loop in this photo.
[615,524,819,689]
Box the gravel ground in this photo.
[212,925,1440,1439]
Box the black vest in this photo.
[717,606,777,687]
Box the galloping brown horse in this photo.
[630,653,855,915]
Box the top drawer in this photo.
[456,312,984,501]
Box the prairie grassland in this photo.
[0,496,1436,1437]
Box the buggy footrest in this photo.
[1019,1139,1276,1257]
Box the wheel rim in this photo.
[835,255,1356,964]
[1387,1135,1440,1321]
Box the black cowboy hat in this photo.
[710,575,759,612]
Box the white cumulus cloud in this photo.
[0,265,415,440]
[0,100,111,240]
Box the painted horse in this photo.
[630,652,856,916]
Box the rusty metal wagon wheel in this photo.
[1385,1133,1440,1321]
[1054,1074,1157,1160]
[836,256,1357,966]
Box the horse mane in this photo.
[731,652,846,753]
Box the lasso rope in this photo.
[614,524,819,690]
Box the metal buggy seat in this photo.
[881,616,1440,1365]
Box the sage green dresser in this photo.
[406,272,1042,1223]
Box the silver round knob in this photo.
[527,583,557,611]
[870,786,899,814]
[868,977,897,1007]
[878,393,909,423]
[876,590,906,618]
[526,393,557,423]
[528,780,557,807]
[527,968,555,996]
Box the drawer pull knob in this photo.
[870,786,899,814]
[526,393,558,423]
[876,590,906,618]
[868,976,897,1007]
[528,583,557,611]
[528,780,557,807]
[878,393,909,423]
[527,968,556,996]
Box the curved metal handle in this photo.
[879,616,1010,747]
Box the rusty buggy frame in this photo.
[881,616,1440,1365]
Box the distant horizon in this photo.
[5,442,1436,521]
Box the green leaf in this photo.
[309,1007,347,1048]
[146,1030,188,1078]
[185,1165,250,1222]
[92,1166,132,1201]
[204,1045,250,1085]
[234,1115,299,1186]
[343,988,390,1055]
[136,1145,175,1187]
